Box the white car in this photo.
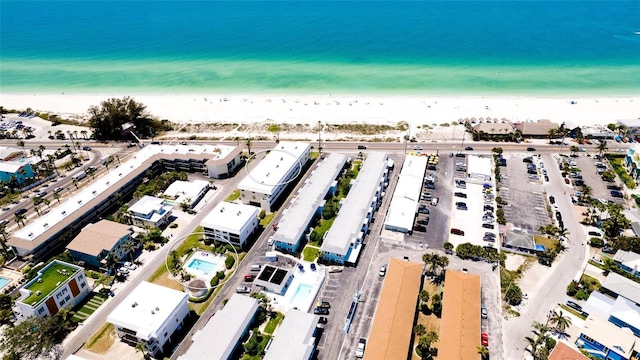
[267,237,274,246]
[355,338,366,358]
[379,265,387,277]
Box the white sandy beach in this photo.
[1,93,638,141]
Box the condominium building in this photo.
[201,202,260,248]
[14,260,90,319]
[238,142,311,211]
[66,219,135,268]
[128,195,173,228]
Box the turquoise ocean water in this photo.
[1,0,639,95]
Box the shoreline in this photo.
[2,93,638,128]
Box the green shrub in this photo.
[225,255,235,269]
[566,281,579,296]
[259,210,266,219]
[589,238,604,248]
[575,289,590,300]
[210,277,219,287]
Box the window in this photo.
[65,295,71,301]
[164,331,168,338]
[60,299,66,306]
[80,282,86,288]
[37,307,45,314]
[78,274,84,280]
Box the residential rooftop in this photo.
[322,152,388,256]
[264,310,319,360]
[237,141,310,195]
[20,260,81,306]
[66,220,133,257]
[107,281,189,341]
[602,272,640,304]
[384,155,427,232]
[163,179,209,202]
[201,201,260,233]
[274,153,348,246]
[579,315,639,359]
[10,144,237,253]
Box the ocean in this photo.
[1,0,639,95]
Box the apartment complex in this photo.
[384,155,427,233]
[66,219,135,268]
[200,201,260,248]
[128,196,173,228]
[238,142,311,211]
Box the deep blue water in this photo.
[1,0,639,94]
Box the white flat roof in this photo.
[580,315,637,358]
[163,179,209,202]
[0,160,29,173]
[106,282,188,341]
[129,195,165,216]
[238,142,310,195]
[181,294,259,360]
[13,144,236,242]
[274,153,348,245]
[264,310,319,360]
[201,202,259,234]
[467,155,492,178]
[384,156,427,232]
[322,152,387,256]
[602,272,640,304]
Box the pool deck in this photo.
[269,260,326,313]
[0,267,23,292]
[183,251,226,283]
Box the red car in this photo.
[481,332,489,346]
[564,178,570,184]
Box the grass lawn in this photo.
[23,262,78,305]
[559,304,587,320]
[260,213,276,228]
[225,189,241,202]
[580,274,601,293]
[150,270,184,291]
[85,323,115,354]
[411,281,441,360]
[534,235,560,252]
[263,312,284,334]
[72,292,108,322]
[302,246,320,262]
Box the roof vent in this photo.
[151,310,155,314]
[28,232,33,237]
[237,211,241,216]
[36,291,41,296]
[106,181,110,185]
[92,190,97,195]
[155,307,159,311]
[61,211,66,215]
[78,200,82,204]
[280,157,283,161]
[131,302,138,308]
[43,223,48,228]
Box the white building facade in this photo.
[163,179,210,209]
[107,282,189,358]
[128,195,173,228]
[201,202,260,248]
[384,155,428,233]
[238,142,311,212]
[14,260,90,319]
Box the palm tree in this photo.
[14,213,26,227]
[53,192,61,204]
[16,140,25,157]
[477,345,490,360]
[547,128,558,143]
[523,336,538,356]
[122,240,137,263]
[245,137,253,156]
[549,309,572,333]
[0,223,10,254]
[602,257,616,275]
[135,341,151,360]
[81,130,88,140]
[103,251,119,275]
[556,227,570,239]
[596,140,608,156]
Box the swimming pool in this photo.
[186,259,218,275]
[290,283,313,309]
[0,277,10,289]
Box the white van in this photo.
[431,198,439,206]
[250,264,262,272]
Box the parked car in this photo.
[564,178,571,184]
[318,316,328,324]
[450,228,465,236]
[607,185,621,190]
[465,146,474,151]
[14,208,27,216]
[236,286,251,294]
[82,146,91,151]
[481,332,489,346]
[482,223,495,229]
[417,218,429,225]
[379,265,387,277]
[523,157,533,163]
[313,307,329,315]
[413,225,427,232]
[527,147,536,151]
[316,301,331,309]
[244,274,256,282]
[454,192,467,198]
[567,301,582,311]
[418,207,429,215]
[355,338,367,358]
[481,306,488,319]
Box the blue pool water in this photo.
[0,277,10,289]
[290,283,313,308]
[186,259,218,275]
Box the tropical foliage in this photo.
[0,309,76,358]
[88,97,171,140]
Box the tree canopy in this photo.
[88,97,170,140]
[0,311,74,358]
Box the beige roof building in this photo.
[438,269,482,360]
[66,220,134,267]
[364,258,423,360]
[515,119,560,137]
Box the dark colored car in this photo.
[455,153,466,158]
[611,190,623,198]
[14,208,27,216]
[482,223,495,229]
[523,157,533,163]
[413,225,427,232]
[244,274,256,282]
[357,145,367,149]
[549,196,555,204]
[527,147,536,151]
[465,146,474,151]
[417,218,429,225]
[318,316,328,324]
[450,228,465,236]
[313,307,329,315]
[607,185,621,190]
[567,301,582,311]
[454,192,467,198]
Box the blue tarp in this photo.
[535,244,546,252]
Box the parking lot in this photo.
[572,154,626,204]
[405,154,455,250]
[499,153,550,232]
